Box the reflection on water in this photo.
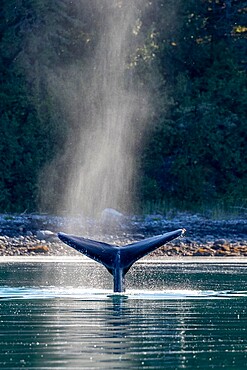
[1,286,247,301]
[0,258,246,369]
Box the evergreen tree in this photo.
[139,0,247,210]
[0,0,246,213]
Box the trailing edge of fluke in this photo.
[58,228,186,292]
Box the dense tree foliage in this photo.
[1,0,246,213]
[138,0,247,212]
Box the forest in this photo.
[1,0,247,215]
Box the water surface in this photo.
[0,257,246,369]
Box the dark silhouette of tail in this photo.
[58,229,185,292]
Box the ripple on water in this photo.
[0,286,247,301]
[0,261,247,369]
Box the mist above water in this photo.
[43,1,149,217]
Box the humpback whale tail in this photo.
[58,228,185,292]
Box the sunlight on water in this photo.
[0,260,246,369]
[1,286,247,301]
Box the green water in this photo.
[0,258,246,369]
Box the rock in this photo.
[171,246,180,255]
[183,238,193,245]
[144,214,163,222]
[221,244,231,252]
[27,245,49,253]
[215,250,231,256]
[132,233,145,239]
[101,208,123,218]
[36,230,56,241]
[212,239,231,254]
[193,247,215,256]
[214,239,227,245]
[100,208,124,226]
[0,212,246,256]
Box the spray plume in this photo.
[41,0,149,218]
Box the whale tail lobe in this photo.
[58,228,185,292]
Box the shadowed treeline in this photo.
[1,0,246,215]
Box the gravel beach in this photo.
[0,212,246,257]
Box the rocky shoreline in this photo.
[0,212,246,257]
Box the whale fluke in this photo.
[58,228,186,292]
